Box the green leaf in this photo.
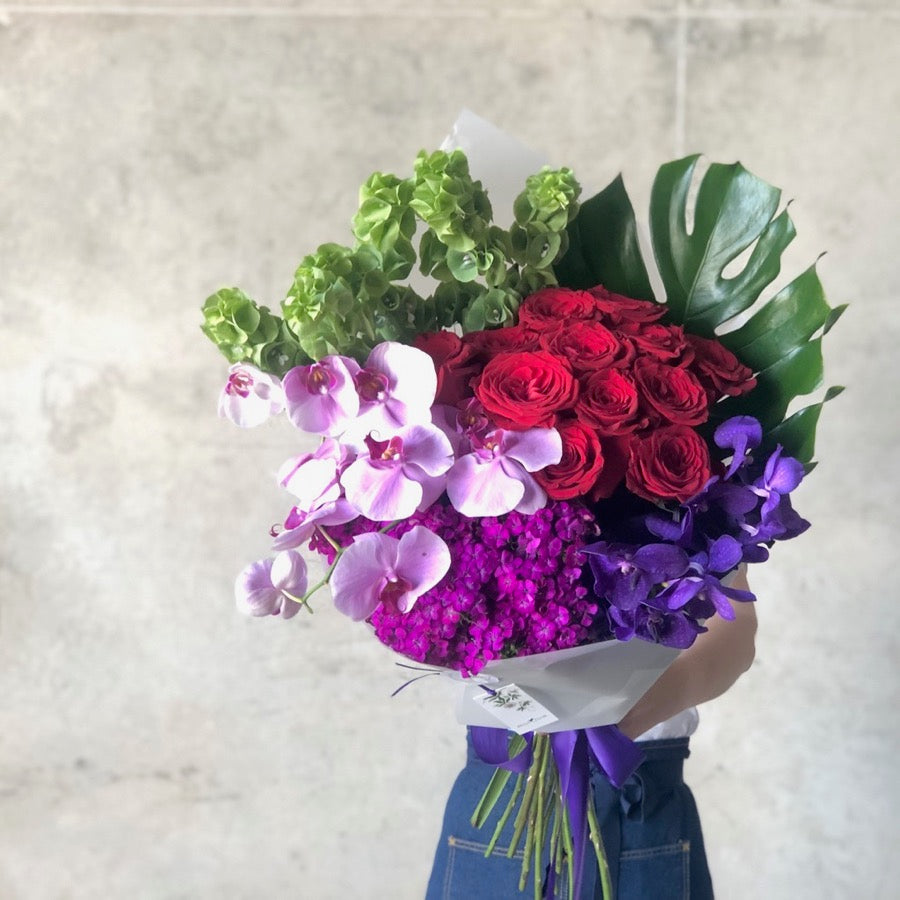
[649,156,844,461]
[761,385,845,463]
[554,174,655,301]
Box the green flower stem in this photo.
[586,787,613,900]
[508,737,542,858]
[561,803,575,893]
[533,741,548,900]
[315,526,342,554]
[484,774,523,856]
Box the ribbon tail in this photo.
[550,731,590,899]
[469,725,534,773]
[585,724,645,788]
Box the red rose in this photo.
[474,350,579,429]
[576,369,646,435]
[462,325,541,363]
[685,334,757,399]
[626,425,711,502]
[619,322,690,363]
[539,321,629,372]
[517,287,595,330]
[535,421,605,500]
[413,330,479,405]
[633,358,709,427]
[588,285,667,326]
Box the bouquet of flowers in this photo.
[202,114,842,898]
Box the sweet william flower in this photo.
[282,355,360,436]
[218,364,285,427]
[330,526,451,621]
[235,550,308,619]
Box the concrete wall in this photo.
[1,2,897,898]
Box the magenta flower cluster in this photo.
[310,500,601,675]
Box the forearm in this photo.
[617,568,757,740]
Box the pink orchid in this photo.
[218,364,285,428]
[352,342,438,434]
[330,526,451,621]
[272,498,358,551]
[282,355,360,436]
[447,427,563,517]
[340,423,454,521]
[277,438,354,509]
[234,550,308,619]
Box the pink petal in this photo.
[500,427,563,472]
[512,470,548,515]
[341,459,424,521]
[394,526,452,611]
[447,454,525,517]
[278,456,341,507]
[366,342,437,414]
[400,424,454,477]
[330,532,397,620]
[283,356,360,436]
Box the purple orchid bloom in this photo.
[235,550,308,619]
[752,445,806,518]
[657,537,755,621]
[340,423,454,521]
[218,364,285,428]
[446,427,562,517]
[282,355,360,436]
[608,604,707,649]
[277,438,354,509]
[352,342,438,434]
[583,541,690,611]
[715,416,763,479]
[330,526,451,621]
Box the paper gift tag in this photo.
[473,684,559,734]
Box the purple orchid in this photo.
[282,355,360,436]
[446,427,563,517]
[715,416,763,479]
[657,537,755,621]
[234,550,308,619]
[330,526,451,621]
[752,445,806,518]
[218,364,285,428]
[608,604,707,649]
[340,423,454,521]
[352,342,438,435]
[583,541,690,611]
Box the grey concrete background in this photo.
[1,2,897,898]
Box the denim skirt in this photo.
[425,732,713,899]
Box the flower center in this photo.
[225,369,253,398]
[379,575,413,615]
[306,364,336,395]
[364,434,404,463]
[355,369,390,403]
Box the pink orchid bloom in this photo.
[340,423,454,521]
[272,498,358,551]
[218,364,285,428]
[277,438,354,510]
[282,355,360,436]
[352,342,438,434]
[447,427,563,517]
[330,526,451,621]
[234,550,308,619]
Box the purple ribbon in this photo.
[470,724,644,899]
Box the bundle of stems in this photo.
[470,733,613,900]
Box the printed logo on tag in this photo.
[473,683,558,734]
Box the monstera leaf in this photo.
[649,156,845,460]
[558,156,844,464]
[555,175,655,302]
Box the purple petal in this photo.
[763,446,805,494]
[707,535,743,573]
[715,416,763,479]
[399,424,455,477]
[330,532,397,620]
[632,544,690,579]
